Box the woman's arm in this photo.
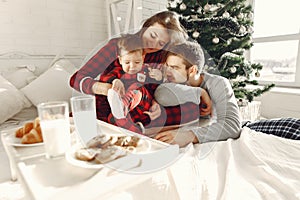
[69,38,119,94]
[91,82,112,96]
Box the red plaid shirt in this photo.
[69,37,200,133]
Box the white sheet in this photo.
[1,125,299,199]
[0,106,37,183]
[0,106,37,131]
[170,127,300,200]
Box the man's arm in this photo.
[154,83,212,116]
[190,76,241,143]
[154,83,202,106]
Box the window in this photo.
[250,0,300,87]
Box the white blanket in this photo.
[170,127,300,200]
[1,126,299,199]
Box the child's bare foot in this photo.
[107,89,126,119]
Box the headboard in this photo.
[0,51,85,75]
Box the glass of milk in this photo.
[70,95,97,146]
[37,101,70,159]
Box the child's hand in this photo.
[148,68,163,81]
[112,79,125,96]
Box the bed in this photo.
[0,52,84,183]
[1,52,300,199]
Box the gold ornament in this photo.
[223,11,230,18]
[230,66,237,73]
[239,25,246,33]
[192,31,200,38]
[180,3,187,10]
[212,37,219,44]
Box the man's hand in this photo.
[144,100,161,120]
[155,129,198,147]
[112,79,125,96]
[148,68,163,81]
[200,89,212,116]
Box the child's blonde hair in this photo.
[118,34,143,57]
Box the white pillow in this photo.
[0,75,32,124]
[5,66,37,89]
[21,59,78,106]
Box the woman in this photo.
[69,11,188,123]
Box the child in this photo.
[101,34,163,133]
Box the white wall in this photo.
[0,0,167,56]
[0,0,108,56]
[258,88,300,119]
[141,0,168,19]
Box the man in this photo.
[154,41,241,147]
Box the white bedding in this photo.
[170,127,300,200]
[1,124,299,199]
[0,106,37,131]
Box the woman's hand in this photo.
[155,129,198,147]
[92,82,112,96]
[200,89,212,116]
[112,79,125,96]
[148,68,163,81]
[144,100,161,120]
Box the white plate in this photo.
[65,136,151,169]
[6,132,43,147]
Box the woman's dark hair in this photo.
[139,11,187,46]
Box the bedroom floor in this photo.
[0,136,26,200]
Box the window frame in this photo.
[248,0,300,88]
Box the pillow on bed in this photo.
[20,59,78,106]
[5,66,37,89]
[0,75,32,124]
[245,118,300,140]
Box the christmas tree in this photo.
[167,0,275,104]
